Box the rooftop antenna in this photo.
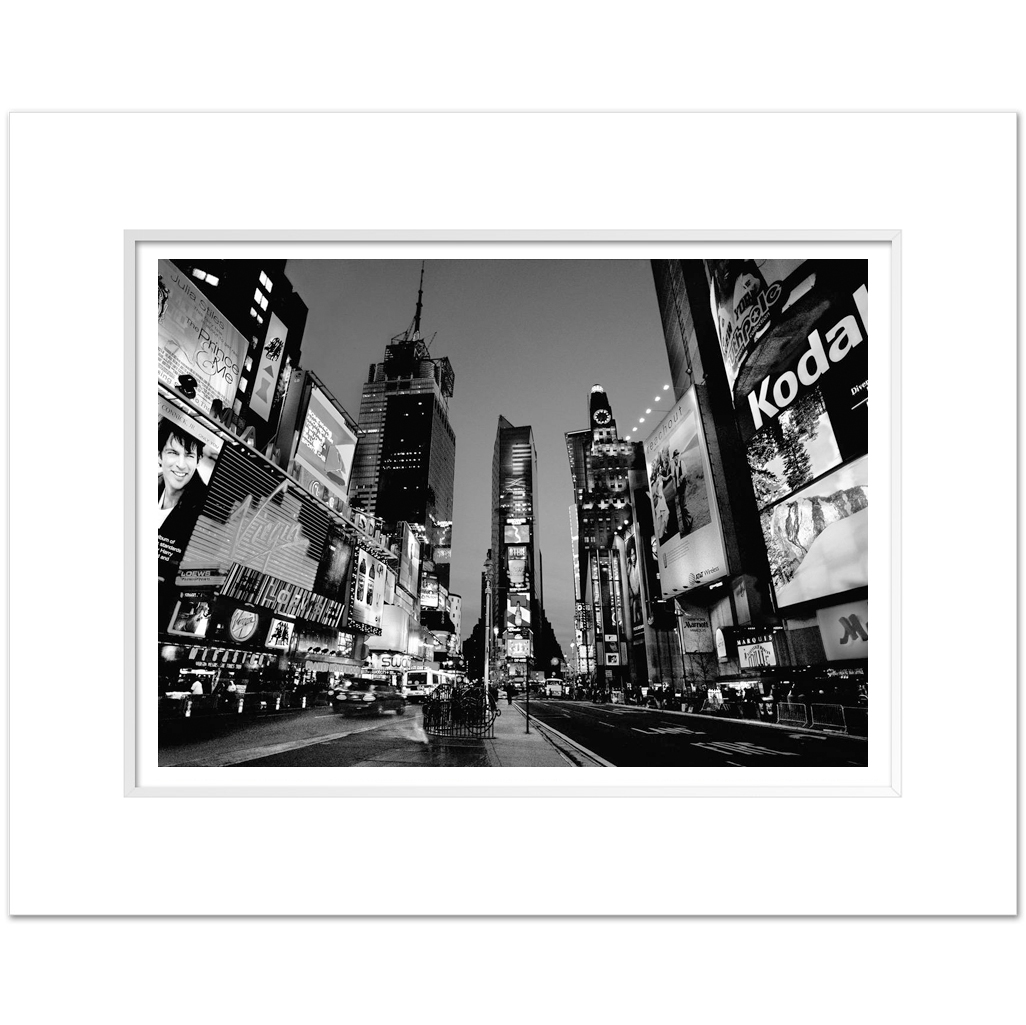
[413,261,425,338]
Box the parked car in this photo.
[332,681,406,716]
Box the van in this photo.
[543,679,564,698]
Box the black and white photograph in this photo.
[154,255,871,770]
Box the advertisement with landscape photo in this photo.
[760,456,868,608]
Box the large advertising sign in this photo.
[707,261,869,514]
[816,600,869,662]
[504,523,531,544]
[397,522,421,596]
[158,398,225,573]
[167,598,213,638]
[506,593,531,630]
[420,572,440,610]
[678,606,715,653]
[350,552,386,628]
[705,258,808,394]
[248,312,288,421]
[266,617,295,651]
[292,385,359,507]
[313,523,355,604]
[506,545,529,590]
[180,445,332,594]
[158,397,226,628]
[507,637,531,659]
[707,261,868,442]
[761,455,868,608]
[618,533,644,636]
[157,260,247,415]
[643,387,728,597]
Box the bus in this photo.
[400,667,461,703]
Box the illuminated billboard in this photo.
[293,385,359,506]
[761,455,868,609]
[741,272,868,514]
[158,396,226,628]
[504,523,531,544]
[167,598,213,638]
[507,637,531,659]
[643,387,728,596]
[397,522,421,596]
[506,544,529,590]
[816,599,869,662]
[350,551,386,628]
[266,617,295,651]
[313,524,355,604]
[180,445,329,591]
[506,593,531,630]
[157,260,247,414]
[248,312,288,421]
[705,258,808,395]
[420,572,440,610]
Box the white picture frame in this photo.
[9,112,1016,917]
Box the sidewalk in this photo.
[482,700,573,767]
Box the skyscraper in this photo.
[566,385,640,696]
[488,417,541,686]
[349,267,456,590]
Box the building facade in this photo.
[347,271,459,663]
[649,258,869,712]
[487,417,542,686]
[565,386,640,697]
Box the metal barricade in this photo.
[810,703,847,731]
[422,684,498,740]
[776,702,809,728]
[841,706,868,738]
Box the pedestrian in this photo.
[505,683,515,706]
[488,683,499,712]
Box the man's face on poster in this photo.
[161,435,199,497]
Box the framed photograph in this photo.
[9,112,1016,917]
[132,232,896,797]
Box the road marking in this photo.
[695,740,799,759]
[599,721,617,727]
[631,725,705,736]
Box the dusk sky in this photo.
[284,259,673,651]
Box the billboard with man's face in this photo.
[157,260,247,415]
[157,396,226,630]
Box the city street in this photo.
[158,699,866,767]
[519,699,867,767]
[159,706,493,767]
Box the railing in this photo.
[422,685,498,740]
[810,703,847,732]
[776,702,809,727]
[839,705,867,738]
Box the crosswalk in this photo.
[694,739,800,759]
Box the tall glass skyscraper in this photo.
[488,417,541,684]
[349,274,456,590]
